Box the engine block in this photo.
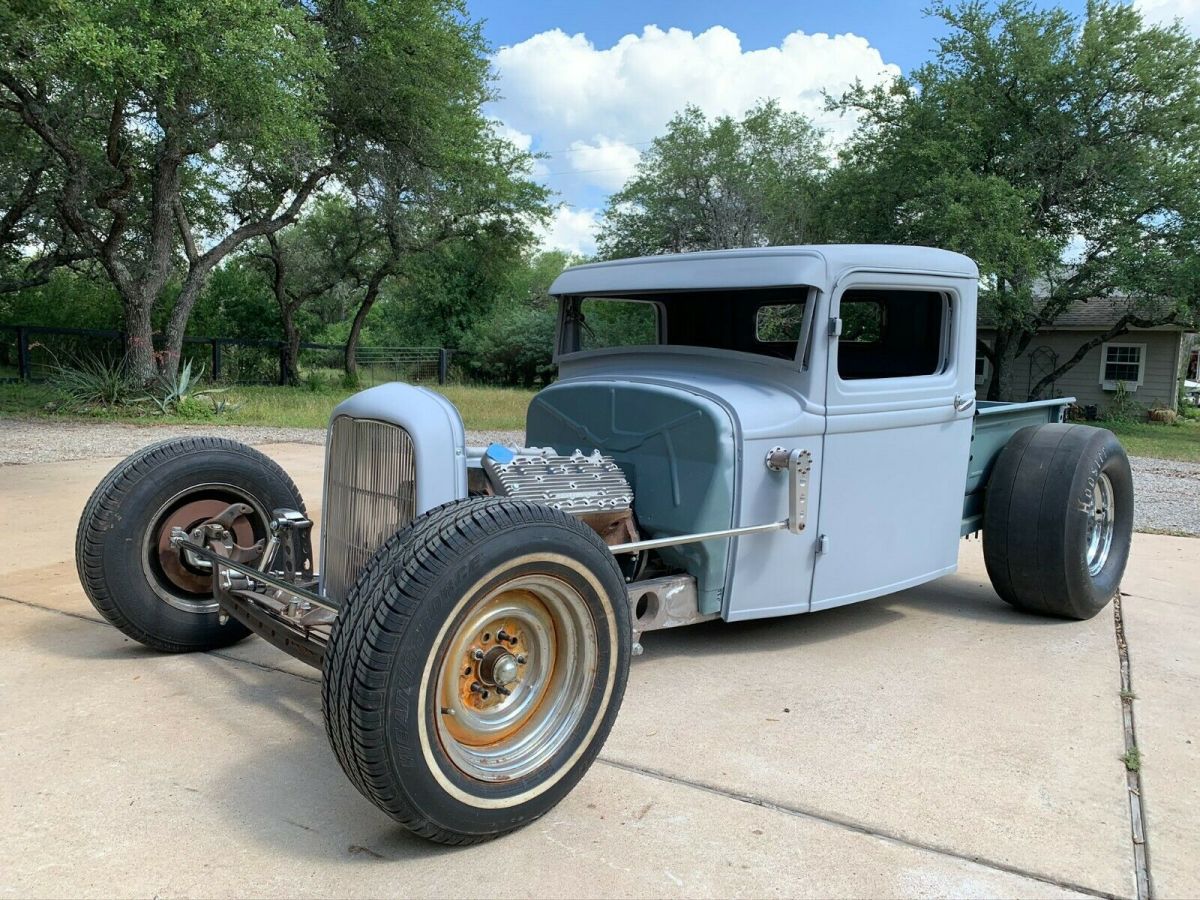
[482,448,633,515]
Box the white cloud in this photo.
[492,25,898,155]
[1136,0,1200,31]
[489,120,549,178]
[490,24,900,251]
[536,205,600,256]
[564,138,642,191]
[490,120,533,152]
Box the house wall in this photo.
[978,328,1183,411]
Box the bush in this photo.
[461,305,557,387]
[174,395,215,420]
[50,354,135,409]
[1105,381,1144,423]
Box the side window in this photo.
[577,299,659,351]
[755,302,806,342]
[841,299,883,342]
[836,289,946,381]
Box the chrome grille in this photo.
[322,416,416,603]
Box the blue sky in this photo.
[472,1,1090,73]
[467,0,1195,254]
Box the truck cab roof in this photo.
[549,245,979,296]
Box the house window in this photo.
[1099,342,1146,390]
[975,354,991,386]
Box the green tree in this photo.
[0,121,90,292]
[248,197,368,384]
[460,250,575,386]
[337,123,549,377]
[827,1,1200,399]
[0,0,502,383]
[598,101,829,258]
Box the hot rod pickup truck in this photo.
[77,244,1132,844]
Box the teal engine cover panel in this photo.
[526,380,737,613]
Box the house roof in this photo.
[978,295,1191,332]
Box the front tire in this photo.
[983,424,1133,620]
[75,437,306,652]
[322,497,631,845]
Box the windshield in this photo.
[561,287,812,361]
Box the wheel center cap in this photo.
[493,655,519,686]
[479,646,520,687]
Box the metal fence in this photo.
[0,324,453,386]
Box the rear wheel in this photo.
[322,497,631,845]
[76,437,306,652]
[983,424,1133,620]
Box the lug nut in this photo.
[469,681,483,693]
[472,649,484,661]
[516,654,527,665]
[495,685,511,696]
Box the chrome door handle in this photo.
[954,394,975,413]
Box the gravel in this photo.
[0,417,522,467]
[2,417,1196,536]
[1129,455,1200,536]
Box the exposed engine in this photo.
[476,445,638,546]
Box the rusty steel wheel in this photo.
[144,485,267,613]
[322,497,631,845]
[77,437,305,653]
[434,574,596,782]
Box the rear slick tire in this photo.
[983,423,1133,620]
[321,497,631,845]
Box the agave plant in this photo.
[51,354,136,409]
[141,360,228,415]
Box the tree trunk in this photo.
[986,329,1028,402]
[280,309,301,386]
[344,274,386,377]
[158,268,214,378]
[122,296,157,385]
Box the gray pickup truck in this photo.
[77,244,1132,844]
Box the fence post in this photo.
[211,339,222,381]
[16,326,30,380]
[437,348,450,385]
[278,342,287,385]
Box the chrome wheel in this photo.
[434,573,596,783]
[1085,472,1115,577]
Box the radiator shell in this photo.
[319,383,467,602]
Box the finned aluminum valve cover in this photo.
[482,448,633,514]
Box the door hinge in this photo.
[816,534,830,554]
[828,317,842,337]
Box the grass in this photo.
[1123,747,1142,773]
[0,380,535,432]
[3,377,1199,457]
[1095,414,1200,463]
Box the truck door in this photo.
[811,273,976,610]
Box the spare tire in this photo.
[983,423,1133,620]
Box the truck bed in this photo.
[961,397,1075,535]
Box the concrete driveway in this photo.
[1,444,1196,899]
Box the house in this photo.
[977,297,1197,412]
